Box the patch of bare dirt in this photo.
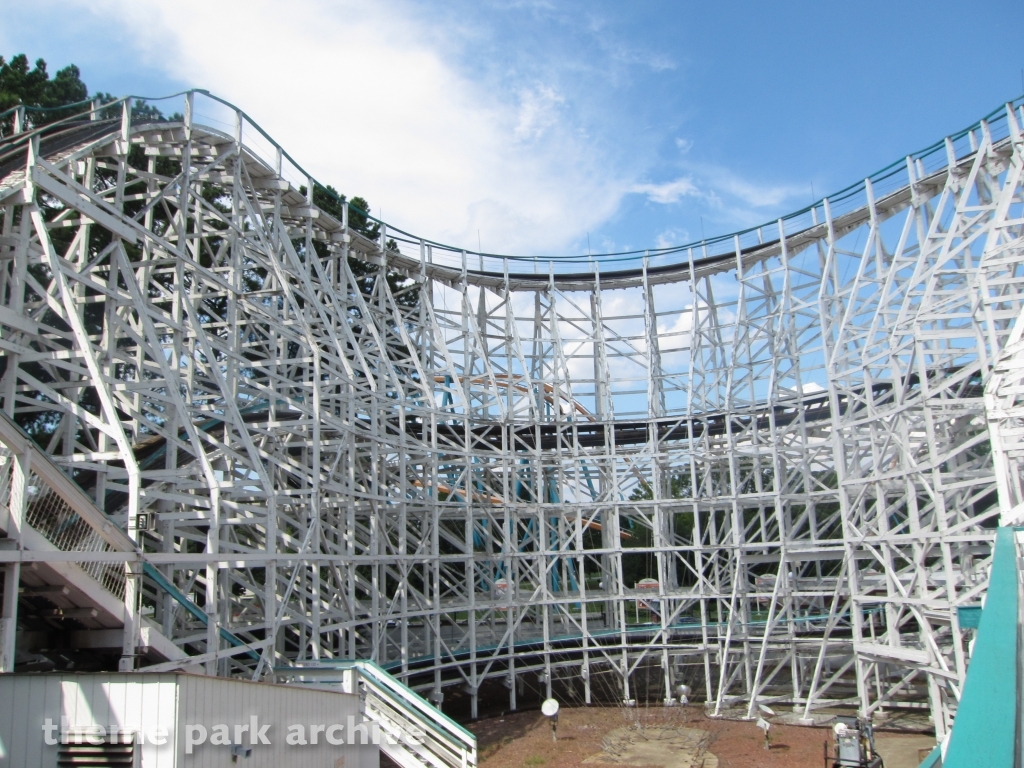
[583,725,713,768]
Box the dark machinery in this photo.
[826,717,883,768]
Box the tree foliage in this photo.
[0,54,180,135]
[0,54,88,119]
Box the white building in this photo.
[0,673,381,767]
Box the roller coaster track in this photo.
[0,91,1022,747]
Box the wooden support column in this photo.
[0,450,28,672]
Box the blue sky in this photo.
[3,0,1022,257]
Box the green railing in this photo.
[281,659,477,768]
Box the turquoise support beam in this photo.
[943,527,1019,767]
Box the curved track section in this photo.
[1,93,1023,735]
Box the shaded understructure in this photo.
[0,92,1023,745]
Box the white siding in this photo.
[60,674,179,768]
[0,674,63,766]
[0,674,377,768]
[176,675,377,768]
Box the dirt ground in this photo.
[872,734,937,768]
[467,706,937,768]
[470,706,838,768]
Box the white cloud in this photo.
[610,47,676,73]
[631,163,807,233]
[631,177,702,204]
[711,172,806,209]
[514,84,565,142]
[47,0,815,260]
[654,228,689,250]
[70,0,631,256]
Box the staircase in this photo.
[281,660,478,768]
[0,411,190,671]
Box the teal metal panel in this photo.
[944,527,1019,767]
[956,605,982,629]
